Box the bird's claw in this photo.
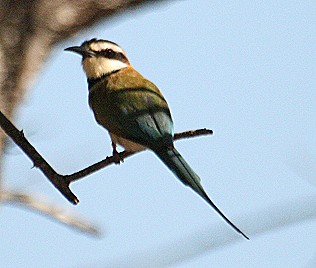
[112,150,124,164]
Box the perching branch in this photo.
[0,110,213,205]
[174,128,213,141]
[64,128,213,184]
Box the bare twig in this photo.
[0,190,100,236]
[174,128,213,140]
[0,110,213,205]
[64,129,213,184]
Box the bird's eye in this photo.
[106,49,114,55]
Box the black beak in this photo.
[64,46,95,57]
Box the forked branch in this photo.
[0,111,213,205]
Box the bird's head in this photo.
[65,38,130,79]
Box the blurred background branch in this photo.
[0,189,100,236]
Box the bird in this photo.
[65,38,248,239]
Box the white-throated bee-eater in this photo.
[65,39,248,239]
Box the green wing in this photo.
[89,67,174,149]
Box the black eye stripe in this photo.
[99,49,116,56]
[95,49,129,63]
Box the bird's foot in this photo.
[111,141,124,164]
[112,149,124,164]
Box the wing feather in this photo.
[89,67,174,149]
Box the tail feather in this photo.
[154,147,249,240]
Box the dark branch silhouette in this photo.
[0,110,213,204]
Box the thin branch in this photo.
[0,190,100,237]
[174,128,213,140]
[0,110,213,205]
[64,128,213,184]
[64,151,134,184]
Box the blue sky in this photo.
[1,1,316,267]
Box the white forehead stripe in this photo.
[89,41,124,53]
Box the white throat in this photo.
[82,57,128,79]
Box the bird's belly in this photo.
[110,133,146,152]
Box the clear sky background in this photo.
[1,1,315,267]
